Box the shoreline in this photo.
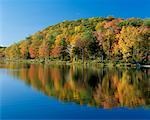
[0,59,149,68]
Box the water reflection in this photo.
[1,63,150,109]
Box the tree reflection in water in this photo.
[3,63,150,109]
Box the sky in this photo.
[0,0,150,46]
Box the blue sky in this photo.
[0,0,150,46]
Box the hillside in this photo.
[2,16,150,64]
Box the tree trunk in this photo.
[82,64,84,82]
[82,48,84,64]
[100,50,104,63]
[101,54,104,63]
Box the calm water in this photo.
[0,63,150,119]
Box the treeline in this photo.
[1,17,150,64]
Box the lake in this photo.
[0,63,150,119]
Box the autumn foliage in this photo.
[3,17,150,64]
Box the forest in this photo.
[0,17,150,64]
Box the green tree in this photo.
[75,31,94,64]
[143,19,150,27]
